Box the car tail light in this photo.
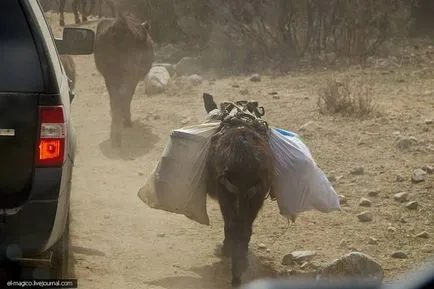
[36,106,66,167]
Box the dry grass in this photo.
[317,77,377,117]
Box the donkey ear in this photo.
[203,93,218,113]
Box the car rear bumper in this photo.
[0,199,58,258]
[0,163,72,257]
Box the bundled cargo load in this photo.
[138,100,340,225]
[269,128,341,221]
[137,122,220,225]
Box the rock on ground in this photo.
[282,250,316,265]
[412,169,426,183]
[351,166,365,175]
[396,136,418,151]
[368,237,379,245]
[422,165,433,174]
[188,74,203,85]
[359,197,372,207]
[414,231,429,239]
[357,211,373,222]
[249,74,261,82]
[367,190,380,197]
[338,195,347,205]
[145,66,170,95]
[318,252,384,281]
[405,201,418,210]
[153,63,176,76]
[391,251,409,259]
[394,192,409,203]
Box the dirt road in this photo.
[51,12,434,289]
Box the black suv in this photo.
[0,0,94,279]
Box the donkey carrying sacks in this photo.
[138,122,341,225]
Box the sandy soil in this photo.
[45,12,433,289]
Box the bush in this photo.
[317,78,376,117]
[199,0,412,72]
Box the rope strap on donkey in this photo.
[213,101,269,138]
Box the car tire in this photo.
[50,213,70,279]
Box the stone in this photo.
[395,174,405,182]
[387,226,397,233]
[339,239,347,248]
[357,211,373,222]
[188,74,203,85]
[281,254,295,265]
[422,165,434,174]
[258,243,267,250]
[425,119,433,125]
[396,136,418,150]
[359,198,372,207]
[272,95,280,100]
[318,252,384,281]
[282,251,316,265]
[394,192,409,203]
[338,195,347,205]
[351,166,365,175]
[145,66,170,95]
[269,91,278,95]
[422,244,434,253]
[153,63,176,76]
[176,57,202,76]
[414,231,429,239]
[368,190,380,197]
[412,169,426,183]
[328,175,337,183]
[391,251,408,259]
[240,89,249,95]
[300,262,318,271]
[368,237,378,245]
[157,233,165,238]
[249,73,261,82]
[405,201,418,210]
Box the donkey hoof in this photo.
[60,20,65,27]
[231,277,241,287]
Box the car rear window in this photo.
[0,1,44,92]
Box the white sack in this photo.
[137,122,220,225]
[269,128,341,221]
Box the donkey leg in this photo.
[72,0,81,24]
[109,99,123,148]
[218,192,236,257]
[105,79,123,147]
[120,80,139,128]
[234,188,266,286]
[217,190,245,286]
[81,0,88,22]
[59,0,66,26]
